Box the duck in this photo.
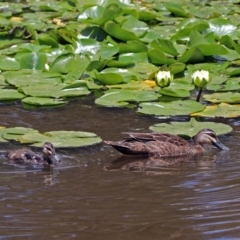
[104,129,228,157]
[7,142,59,168]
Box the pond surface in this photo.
[0,98,240,240]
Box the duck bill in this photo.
[213,140,229,151]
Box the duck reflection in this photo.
[104,150,229,175]
[104,154,192,175]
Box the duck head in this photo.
[42,142,59,167]
[194,129,229,150]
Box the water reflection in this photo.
[104,154,192,175]
[0,99,238,239]
[104,150,230,176]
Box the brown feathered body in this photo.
[6,142,58,167]
[104,129,228,157]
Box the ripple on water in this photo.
[0,100,240,239]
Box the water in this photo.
[0,98,239,239]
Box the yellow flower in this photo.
[192,70,211,88]
[155,71,173,87]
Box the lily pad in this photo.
[150,118,232,137]
[103,21,139,41]
[19,130,102,148]
[0,89,25,100]
[2,127,39,142]
[22,97,66,106]
[191,103,240,118]
[1,127,102,148]
[95,89,159,107]
[138,100,205,117]
[207,18,238,39]
[0,56,20,71]
[203,92,240,104]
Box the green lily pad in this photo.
[1,126,102,148]
[163,3,189,18]
[0,89,25,100]
[103,21,139,41]
[2,127,39,142]
[150,39,178,57]
[0,56,20,71]
[15,51,47,70]
[179,47,204,63]
[19,130,102,148]
[22,97,66,106]
[122,16,148,38]
[4,71,62,87]
[207,18,238,39]
[95,89,159,107]
[159,88,190,98]
[138,100,205,117]
[148,49,176,65]
[77,4,121,25]
[191,103,240,118]
[203,92,240,103]
[150,118,232,137]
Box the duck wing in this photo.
[122,132,190,147]
[105,132,192,156]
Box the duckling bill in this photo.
[104,129,228,157]
[7,142,59,168]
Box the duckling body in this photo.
[7,142,59,168]
[104,129,228,157]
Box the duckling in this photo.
[104,129,228,157]
[7,142,59,168]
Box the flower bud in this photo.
[155,71,173,87]
[192,70,211,88]
[45,63,50,71]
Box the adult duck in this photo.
[104,129,228,157]
[7,142,59,168]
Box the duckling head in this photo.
[42,142,59,167]
[194,129,228,150]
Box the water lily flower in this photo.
[155,71,173,87]
[192,70,211,88]
[45,63,50,71]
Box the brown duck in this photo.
[104,129,228,157]
[7,142,59,168]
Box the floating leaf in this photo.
[19,130,102,148]
[0,89,24,100]
[148,49,176,65]
[191,103,240,118]
[103,21,139,41]
[2,127,39,142]
[150,118,232,137]
[22,97,66,106]
[0,56,20,71]
[207,18,238,39]
[2,127,102,148]
[138,100,205,117]
[163,3,188,18]
[159,88,190,98]
[203,92,240,103]
[95,89,159,107]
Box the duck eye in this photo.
[207,133,216,138]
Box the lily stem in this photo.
[196,87,203,102]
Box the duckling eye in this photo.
[45,147,52,152]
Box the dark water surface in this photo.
[0,99,240,240]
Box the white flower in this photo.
[44,63,50,71]
[155,71,173,87]
[192,70,211,88]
